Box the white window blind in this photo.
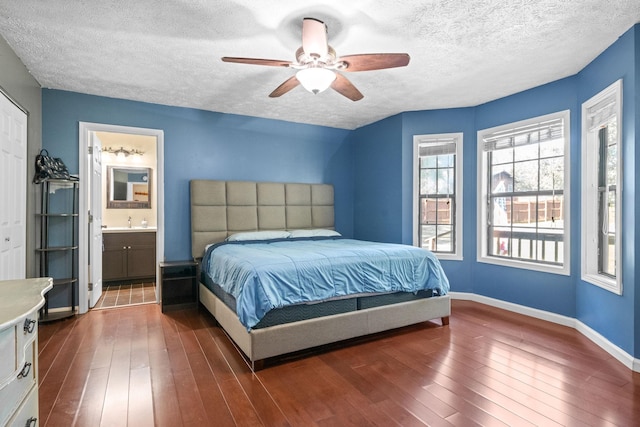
[418,137,458,156]
[585,94,617,131]
[482,118,564,152]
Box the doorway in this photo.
[78,122,165,314]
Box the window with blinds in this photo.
[581,80,622,294]
[413,133,463,259]
[477,111,570,274]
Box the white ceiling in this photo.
[1,1,639,130]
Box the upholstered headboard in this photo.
[190,180,335,259]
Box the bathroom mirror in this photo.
[107,166,152,209]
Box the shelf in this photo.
[162,265,196,281]
[36,179,79,322]
[160,260,198,268]
[36,246,78,252]
[52,278,78,286]
[36,213,79,217]
[39,308,76,323]
[163,276,196,282]
[39,178,79,183]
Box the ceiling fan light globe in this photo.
[296,68,336,94]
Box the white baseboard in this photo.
[449,292,640,372]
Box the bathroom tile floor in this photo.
[93,281,156,309]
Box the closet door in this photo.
[0,92,27,280]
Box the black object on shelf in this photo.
[160,261,198,312]
[36,179,79,322]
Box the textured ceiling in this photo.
[1,1,639,130]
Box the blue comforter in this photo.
[202,237,449,330]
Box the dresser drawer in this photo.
[16,310,39,357]
[0,340,36,425]
[0,323,17,383]
[7,384,38,427]
[0,309,38,387]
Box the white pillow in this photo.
[226,230,291,241]
[289,229,341,238]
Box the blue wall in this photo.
[41,24,639,358]
[351,114,404,243]
[472,78,578,317]
[401,108,476,293]
[350,25,638,356]
[351,80,580,314]
[575,26,637,355]
[42,91,354,261]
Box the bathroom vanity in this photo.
[102,229,156,282]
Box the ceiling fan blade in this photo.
[331,73,363,101]
[221,57,292,67]
[302,18,328,57]
[269,76,300,98]
[339,53,410,72]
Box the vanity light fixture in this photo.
[104,146,144,157]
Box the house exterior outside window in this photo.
[413,133,463,260]
[477,111,570,275]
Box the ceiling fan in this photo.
[221,18,410,101]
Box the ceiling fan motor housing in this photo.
[294,46,345,70]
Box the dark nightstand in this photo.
[160,260,198,312]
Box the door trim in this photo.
[78,122,164,314]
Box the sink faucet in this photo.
[128,216,131,228]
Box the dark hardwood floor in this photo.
[38,300,640,426]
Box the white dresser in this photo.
[0,278,52,427]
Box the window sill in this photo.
[435,253,463,261]
[581,273,622,295]
[477,255,569,276]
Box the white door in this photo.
[0,93,27,280]
[88,133,103,307]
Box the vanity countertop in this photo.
[102,226,157,233]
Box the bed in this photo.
[191,180,451,369]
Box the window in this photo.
[581,80,622,294]
[477,111,570,274]
[413,133,462,259]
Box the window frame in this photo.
[412,132,463,260]
[476,110,571,275]
[581,80,623,294]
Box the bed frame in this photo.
[190,179,450,368]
